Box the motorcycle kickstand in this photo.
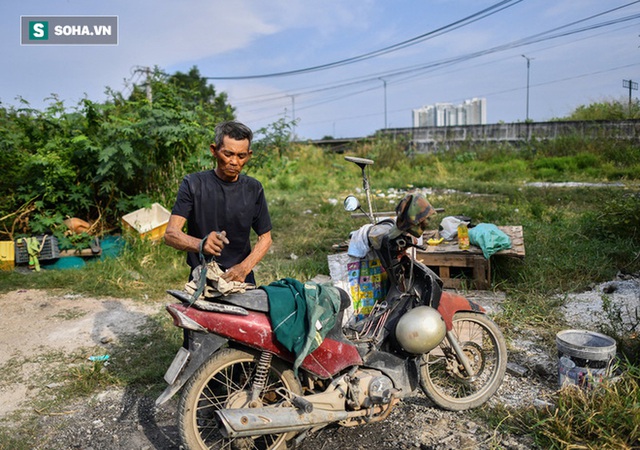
[446,330,477,382]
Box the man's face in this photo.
[211,136,252,182]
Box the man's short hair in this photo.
[214,121,253,148]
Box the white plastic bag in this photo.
[439,216,470,241]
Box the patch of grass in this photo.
[0,346,109,430]
[52,307,87,320]
[0,431,32,450]
[495,291,564,333]
[487,364,640,449]
[61,359,119,398]
[0,237,189,300]
[105,313,182,393]
[0,355,25,387]
[599,293,640,363]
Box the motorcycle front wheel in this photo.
[419,312,507,411]
[178,347,302,450]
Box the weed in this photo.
[52,308,87,320]
[62,360,119,396]
[0,355,25,387]
[600,293,640,363]
[104,313,182,393]
[521,369,638,448]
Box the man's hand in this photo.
[203,231,229,256]
[221,263,249,283]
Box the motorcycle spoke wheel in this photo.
[419,312,507,411]
[179,347,301,450]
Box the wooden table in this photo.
[414,226,525,289]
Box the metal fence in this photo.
[379,120,640,153]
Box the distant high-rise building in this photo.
[412,98,486,127]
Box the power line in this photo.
[221,2,640,135]
[204,0,524,80]
[207,0,639,83]
[299,61,640,128]
[231,7,640,118]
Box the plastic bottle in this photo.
[458,223,470,250]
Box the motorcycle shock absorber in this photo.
[250,351,273,404]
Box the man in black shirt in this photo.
[165,121,272,284]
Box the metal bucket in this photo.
[556,329,616,389]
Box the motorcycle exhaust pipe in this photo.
[216,406,350,438]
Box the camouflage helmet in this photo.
[395,192,435,237]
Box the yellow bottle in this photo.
[458,223,470,250]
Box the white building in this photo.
[412,98,487,127]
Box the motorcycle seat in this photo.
[168,286,351,315]
[166,289,269,312]
[221,287,351,313]
[219,289,270,312]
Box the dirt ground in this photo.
[0,275,638,449]
[0,290,162,419]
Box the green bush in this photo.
[0,67,234,240]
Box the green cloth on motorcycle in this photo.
[468,223,512,259]
[261,278,342,375]
[18,236,44,271]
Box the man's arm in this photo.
[164,214,228,256]
[222,231,272,282]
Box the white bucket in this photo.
[556,329,616,389]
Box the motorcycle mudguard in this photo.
[167,303,363,379]
[156,331,228,406]
[436,291,485,330]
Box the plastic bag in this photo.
[468,223,512,259]
[439,216,471,241]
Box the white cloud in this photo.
[119,1,279,65]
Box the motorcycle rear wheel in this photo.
[179,347,302,450]
[419,312,507,411]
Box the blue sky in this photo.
[3,1,640,140]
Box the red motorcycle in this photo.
[157,157,507,450]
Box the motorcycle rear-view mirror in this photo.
[343,195,360,212]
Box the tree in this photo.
[0,66,236,240]
[562,97,640,121]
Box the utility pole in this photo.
[145,67,153,103]
[623,79,638,109]
[379,77,388,129]
[133,66,153,103]
[521,55,532,121]
[287,94,296,138]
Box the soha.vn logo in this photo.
[29,21,48,40]
[30,21,112,39]
[22,16,118,45]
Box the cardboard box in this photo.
[0,241,15,270]
[121,203,171,241]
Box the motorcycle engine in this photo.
[394,305,446,354]
[368,375,394,404]
[346,370,394,408]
